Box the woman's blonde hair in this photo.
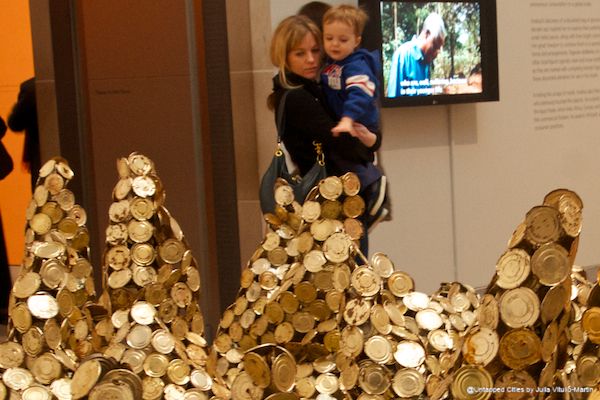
[270,15,322,91]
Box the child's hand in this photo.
[331,117,355,137]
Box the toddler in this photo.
[321,5,380,137]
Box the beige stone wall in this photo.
[225,0,273,264]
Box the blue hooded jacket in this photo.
[321,48,381,132]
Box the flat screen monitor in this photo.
[359,0,499,107]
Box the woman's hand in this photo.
[350,122,377,148]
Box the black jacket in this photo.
[271,73,381,177]
[8,77,39,188]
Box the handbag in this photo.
[0,141,13,180]
[259,90,327,214]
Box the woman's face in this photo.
[287,32,321,80]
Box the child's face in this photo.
[323,20,361,61]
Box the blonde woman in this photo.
[267,15,384,255]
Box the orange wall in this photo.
[0,0,35,265]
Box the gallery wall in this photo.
[0,0,35,265]
[259,0,600,293]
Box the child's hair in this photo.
[322,4,369,37]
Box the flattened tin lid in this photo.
[0,341,25,369]
[416,309,443,331]
[558,192,583,237]
[23,385,53,400]
[462,327,499,366]
[54,159,74,179]
[494,369,536,398]
[275,184,294,206]
[109,200,130,223]
[321,199,342,220]
[44,173,65,195]
[357,362,390,395]
[167,359,191,386]
[304,249,327,272]
[243,352,270,389]
[531,242,570,286]
[131,301,156,325]
[130,197,155,220]
[27,293,59,319]
[364,335,393,364]
[394,341,425,368]
[12,271,41,298]
[159,238,185,264]
[340,326,364,358]
[392,368,425,398]
[106,245,131,270]
[323,232,352,263]
[271,351,297,392]
[2,367,34,391]
[319,176,343,200]
[507,221,527,249]
[428,329,453,353]
[121,349,147,374]
[403,291,430,311]
[582,306,600,343]
[541,282,569,323]
[132,175,157,198]
[477,294,499,330]
[525,205,562,245]
[342,195,365,219]
[311,219,334,242]
[343,298,371,326]
[127,324,153,349]
[302,200,321,223]
[128,153,154,175]
[576,355,600,387]
[370,304,392,335]
[383,301,406,327]
[498,328,541,370]
[343,217,364,241]
[370,252,394,278]
[541,320,559,362]
[351,266,381,297]
[190,368,213,391]
[496,248,531,289]
[108,268,132,289]
[451,365,493,400]
[143,353,169,378]
[387,271,414,297]
[128,220,154,243]
[499,287,540,328]
[341,172,361,196]
[31,352,62,385]
[70,359,102,399]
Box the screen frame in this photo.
[360,0,499,107]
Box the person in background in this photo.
[8,77,40,190]
[268,15,383,255]
[0,117,12,325]
[297,1,331,31]
[386,13,446,97]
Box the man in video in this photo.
[386,13,446,97]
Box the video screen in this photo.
[381,1,482,98]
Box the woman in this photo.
[268,15,383,255]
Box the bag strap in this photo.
[276,90,290,143]
[275,89,323,165]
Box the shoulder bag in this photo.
[259,90,327,214]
